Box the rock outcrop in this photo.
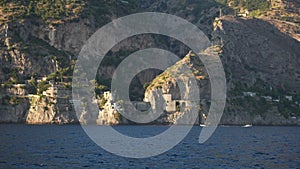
[144,14,300,125]
[25,84,77,124]
[96,91,122,125]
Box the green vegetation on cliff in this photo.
[0,0,85,24]
[0,0,299,125]
[216,0,270,16]
[0,0,139,25]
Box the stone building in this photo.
[103,91,113,101]
[162,93,192,113]
[163,94,176,112]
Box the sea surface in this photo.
[0,124,299,168]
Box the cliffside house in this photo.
[262,96,273,102]
[285,96,293,101]
[237,9,250,17]
[162,93,191,112]
[243,92,256,97]
[102,91,190,113]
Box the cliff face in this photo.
[0,84,29,123]
[215,16,300,125]
[0,19,78,124]
[0,0,299,125]
[0,0,220,124]
[143,50,212,125]
[25,85,77,124]
[144,15,300,125]
[214,16,300,92]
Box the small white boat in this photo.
[242,124,252,128]
[199,124,206,127]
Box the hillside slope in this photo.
[146,15,300,125]
[0,0,299,125]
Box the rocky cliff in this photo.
[144,15,300,125]
[0,0,299,125]
[216,15,300,125]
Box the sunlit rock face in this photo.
[25,85,77,124]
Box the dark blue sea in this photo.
[0,125,299,168]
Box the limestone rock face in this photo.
[25,85,77,124]
[96,92,122,125]
[0,98,29,123]
[25,95,56,124]
[97,109,120,125]
[30,19,95,55]
[213,16,300,92]
[144,51,209,125]
[0,84,30,123]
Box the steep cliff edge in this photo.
[143,49,213,125]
